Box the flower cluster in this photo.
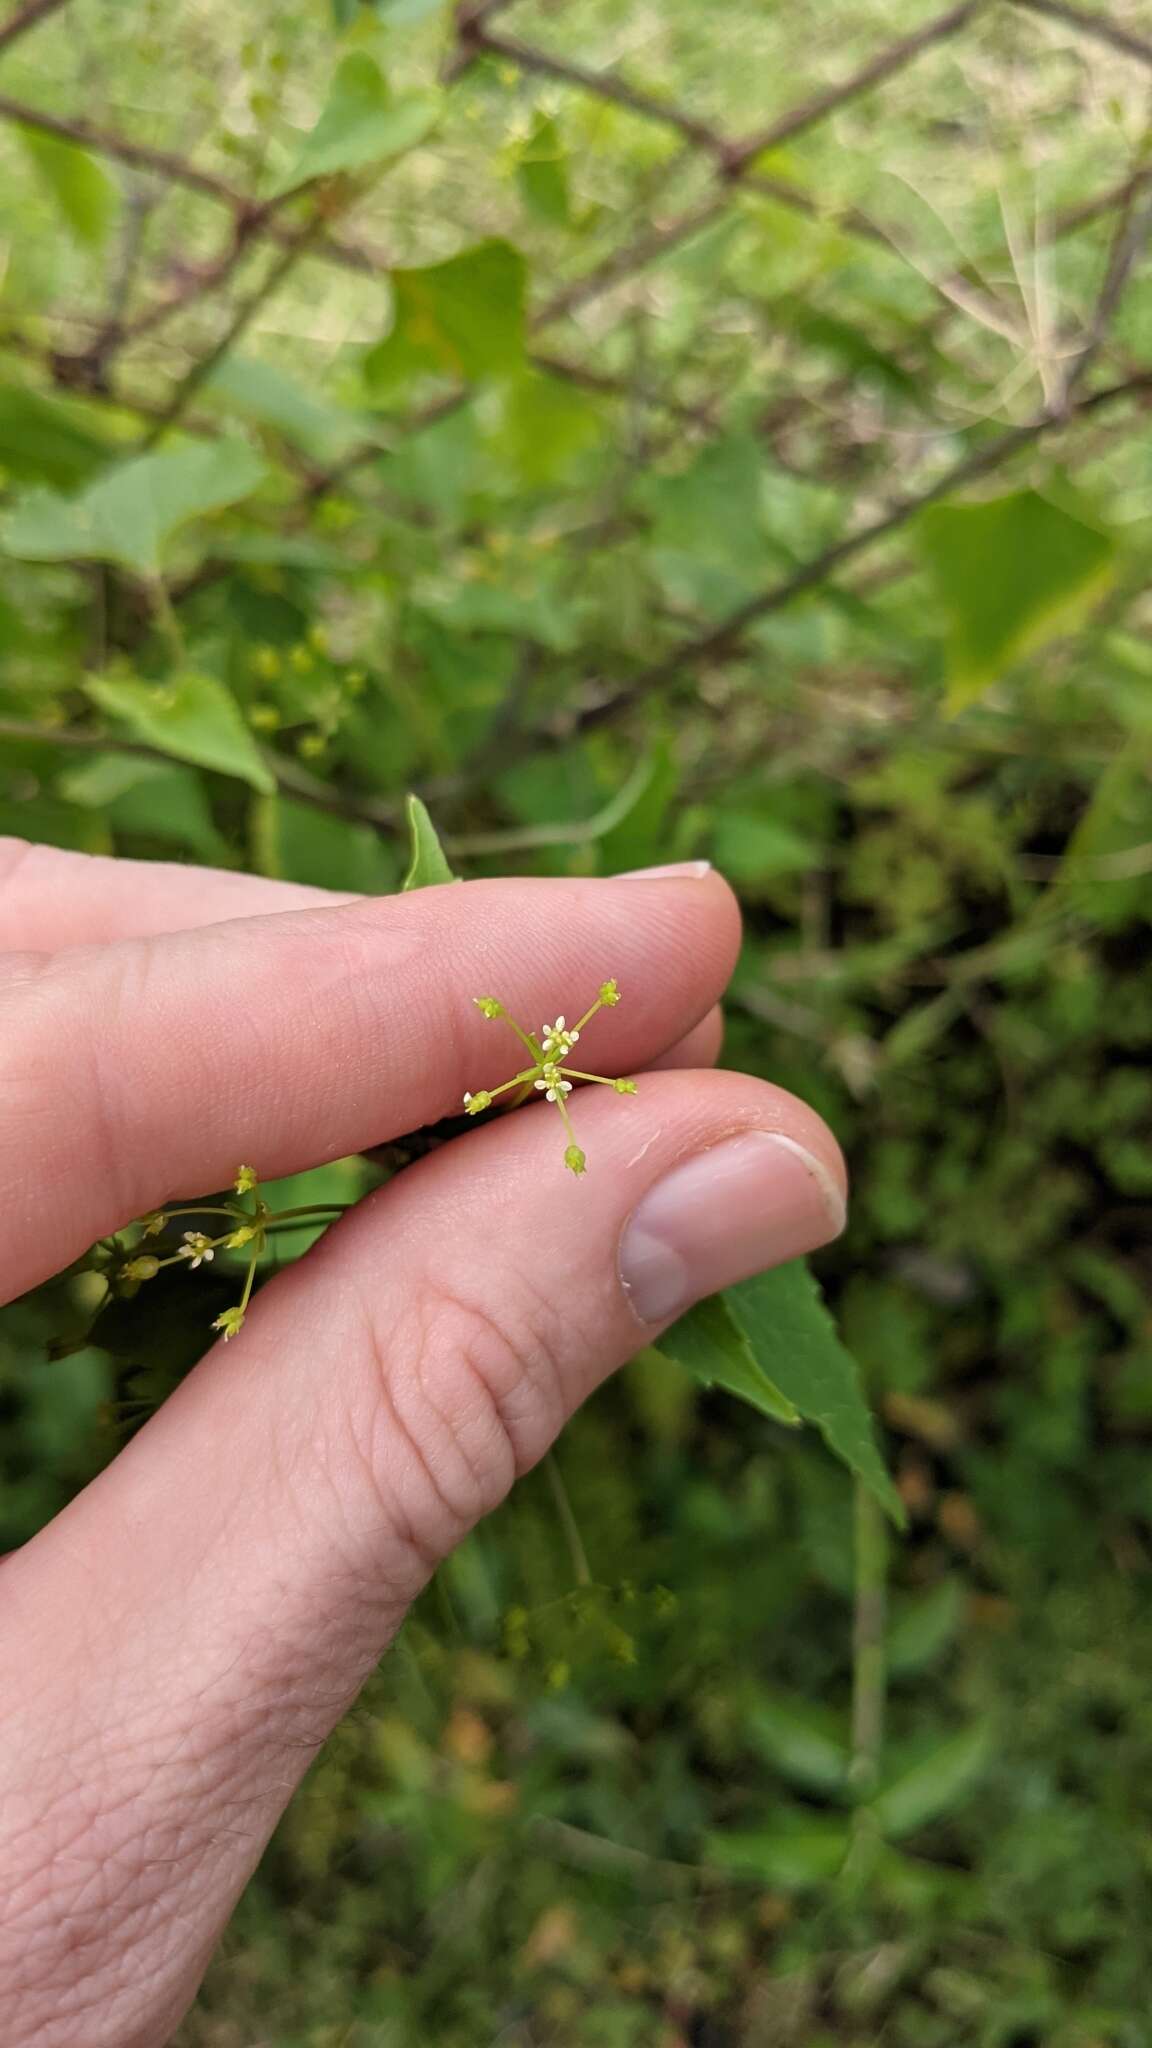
[463,980,636,1174]
[115,1165,275,1341]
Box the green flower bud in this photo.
[121,1255,160,1281]
[598,979,620,1006]
[564,1144,587,1176]
[612,1077,637,1094]
[474,997,503,1019]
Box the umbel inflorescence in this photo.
[463,979,636,1174]
[97,987,633,1359]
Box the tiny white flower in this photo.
[542,1015,580,1056]
[180,1231,215,1269]
[545,1077,573,1103]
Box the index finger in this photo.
[0,836,345,951]
[0,867,740,1296]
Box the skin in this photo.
[0,839,846,2047]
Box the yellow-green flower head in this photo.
[234,1164,259,1195]
[212,1306,246,1341]
[463,979,634,1173]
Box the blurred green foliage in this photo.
[1,0,1151,2040]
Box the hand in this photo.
[0,839,846,2048]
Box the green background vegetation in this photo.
[2,0,1151,2040]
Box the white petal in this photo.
[555,1016,565,1030]
[534,1078,547,1090]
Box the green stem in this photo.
[236,1241,261,1317]
[554,1092,581,1150]
[147,578,186,666]
[848,1478,888,1802]
[573,995,605,1034]
[544,1449,592,1587]
[480,1067,540,1103]
[503,1015,545,1065]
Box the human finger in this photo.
[0,869,741,1293]
[646,1002,724,1070]
[0,1064,843,2047]
[0,836,345,951]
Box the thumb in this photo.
[1,1068,844,2048]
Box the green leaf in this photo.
[203,355,367,463]
[773,293,923,400]
[638,432,770,615]
[916,487,1118,707]
[516,114,571,227]
[58,752,231,864]
[0,384,113,489]
[256,796,398,892]
[725,1261,905,1526]
[402,792,457,888]
[365,240,527,389]
[18,126,119,248]
[84,673,275,794]
[1,438,267,580]
[870,1720,994,1840]
[485,368,604,487]
[1058,734,1152,928]
[275,52,439,194]
[658,1294,801,1428]
[887,1577,966,1680]
[705,1812,852,1890]
[748,1692,850,1795]
[711,811,815,884]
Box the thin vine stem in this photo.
[544,1449,592,1588]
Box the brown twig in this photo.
[0,0,68,55]
[442,0,520,82]
[463,28,726,153]
[140,207,330,447]
[1011,0,1152,68]
[725,0,989,170]
[1061,160,1152,403]
[568,369,1152,734]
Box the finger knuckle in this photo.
[353,1269,571,1573]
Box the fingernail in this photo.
[618,860,712,880]
[618,1132,847,1326]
